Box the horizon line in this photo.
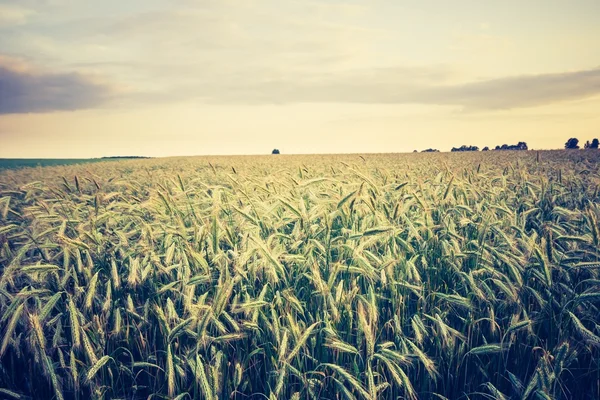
[0,148,592,160]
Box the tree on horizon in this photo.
[494,142,528,151]
[584,139,599,149]
[565,138,579,149]
[451,145,479,152]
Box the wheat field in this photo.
[0,151,599,399]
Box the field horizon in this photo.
[1,148,594,171]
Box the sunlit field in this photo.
[1,151,599,399]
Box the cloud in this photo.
[0,56,115,114]
[1,53,598,114]
[0,4,35,27]
[420,68,600,109]
[139,64,600,110]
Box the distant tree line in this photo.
[411,137,600,153]
[273,136,600,155]
[494,142,528,151]
[565,138,599,149]
[585,139,600,149]
[446,142,529,152]
[451,145,479,152]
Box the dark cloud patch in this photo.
[420,68,600,110]
[136,65,600,110]
[0,58,113,114]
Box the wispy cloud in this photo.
[0,56,114,114]
[421,68,600,109]
[0,4,35,27]
[2,53,598,113]
[133,64,600,110]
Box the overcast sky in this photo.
[1,0,599,157]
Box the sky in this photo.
[0,0,599,157]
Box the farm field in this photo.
[0,151,599,399]
[0,159,107,171]
[0,157,150,171]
